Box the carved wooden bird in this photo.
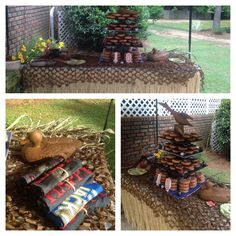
[20,130,83,163]
[159,102,193,126]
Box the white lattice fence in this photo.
[57,10,78,48]
[121,99,156,117]
[210,121,223,152]
[121,98,221,117]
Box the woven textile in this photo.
[30,158,82,196]
[64,193,110,230]
[17,157,64,188]
[48,182,103,228]
[22,61,202,88]
[37,167,93,212]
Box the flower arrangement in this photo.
[11,37,64,64]
[48,40,64,50]
[154,150,164,158]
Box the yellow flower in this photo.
[41,42,47,48]
[21,45,26,52]
[17,51,23,59]
[154,150,163,158]
[46,39,51,44]
[58,41,64,49]
[40,48,45,52]
[12,56,16,61]
[39,37,43,41]
[31,49,35,52]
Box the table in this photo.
[121,172,230,230]
[21,60,202,93]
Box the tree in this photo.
[148,6,164,24]
[213,6,222,32]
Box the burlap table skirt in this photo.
[121,173,230,230]
[22,65,201,93]
[122,190,178,230]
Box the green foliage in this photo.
[222,6,230,19]
[64,6,149,50]
[148,6,164,23]
[127,6,150,39]
[193,6,214,14]
[214,99,230,155]
[193,6,230,19]
[64,6,112,51]
[12,36,48,64]
[6,72,22,93]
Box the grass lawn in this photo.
[147,32,230,93]
[148,20,230,32]
[6,99,115,178]
[198,153,230,184]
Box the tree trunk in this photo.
[213,6,222,32]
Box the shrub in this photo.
[148,6,164,23]
[64,6,113,51]
[214,99,230,157]
[126,6,150,39]
[64,6,149,51]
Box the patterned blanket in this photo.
[64,193,110,230]
[17,157,64,188]
[37,167,93,212]
[48,182,103,228]
[30,158,82,196]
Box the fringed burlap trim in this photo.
[23,70,201,93]
[121,173,230,230]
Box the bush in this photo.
[126,6,150,40]
[214,99,230,157]
[64,6,149,51]
[148,6,164,23]
[64,6,112,51]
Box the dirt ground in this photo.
[205,151,230,174]
[6,99,51,107]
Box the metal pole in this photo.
[188,6,192,59]
[103,99,114,130]
[155,99,159,149]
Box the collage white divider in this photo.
[1,0,235,235]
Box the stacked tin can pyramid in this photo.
[101,7,143,64]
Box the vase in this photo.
[6,60,21,71]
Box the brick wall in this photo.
[6,6,50,56]
[121,114,214,167]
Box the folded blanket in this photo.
[37,167,93,212]
[17,157,64,188]
[29,158,82,196]
[64,193,110,230]
[48,182,103,228]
